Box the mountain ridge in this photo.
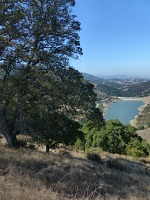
[82,72,150,97]
[82,72,150,80]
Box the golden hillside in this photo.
[0,135,150,200]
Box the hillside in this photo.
[0,138,150,200]
[136,103,150,129]
[82,73,104,85]
[121,81,150,97]
[82,73,150,98]
[83,73,122,97]
[129,96,150,142]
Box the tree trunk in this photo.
[5,133,14,147]
[0,121,18,147]
[5,132,18,147]
[46,144,49,152]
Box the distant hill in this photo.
[121,81,150,97]
[97,74,131,80]
[82,73,104,84]
[97,74,150,80]
[95,84,122,96]
[82,73,122,98]
[82,73,150,97]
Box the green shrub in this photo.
[126,138,150,158]
[82,119,150,157]
[74,138,85,151]
[126,147,146,158]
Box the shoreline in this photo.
[101,96,144,117]
[100,96,150,125]
[101,97,119,116]
[130,96,150,127]
[118,97,143,101]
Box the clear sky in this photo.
[71,0,150,78]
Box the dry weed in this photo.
[0,140,150,200]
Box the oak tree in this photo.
[0,0,99,148]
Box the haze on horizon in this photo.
[71,0,150,79]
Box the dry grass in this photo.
[130,96,150,143]
[137,128,150,143]
[0,136,150,200]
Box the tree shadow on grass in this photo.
[0,147,150,199]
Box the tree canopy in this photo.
[0,0,101,149]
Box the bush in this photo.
[126,139,150,158]
[28,144,36,149]
[59,150,72,158]
[106,159,128,172]
[74,138,85,151]
[126,147,146,158]
[137,125,145,130]
[17,139,27,147]
[87,153,102,164]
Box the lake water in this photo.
[104,100,144,125]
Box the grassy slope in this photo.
[0,136,150,200]
[137,128,150,143]
[130,96,150,143]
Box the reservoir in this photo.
[104,100,144,125]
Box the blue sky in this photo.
[71,0,150,78]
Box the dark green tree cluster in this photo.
[0,0,101,151]
[76,119,150,157]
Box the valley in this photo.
[83,73,150,131]
[83,73,150,98]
